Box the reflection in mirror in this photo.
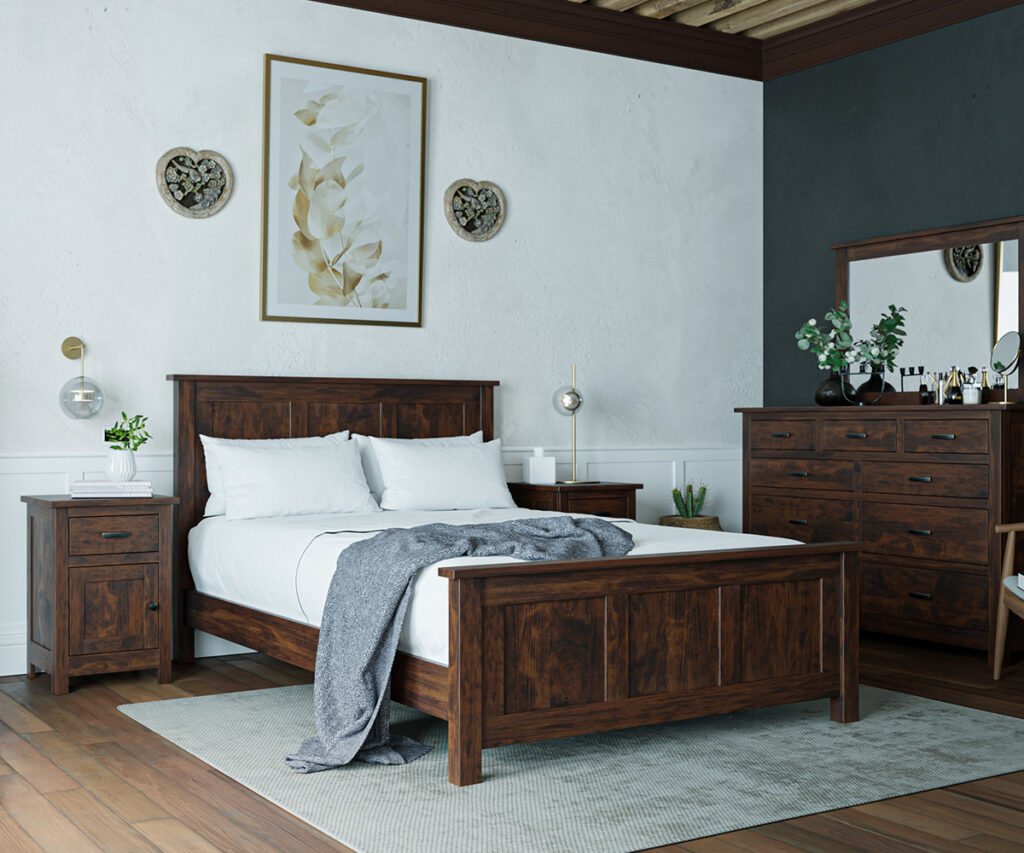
[991,330,1021,405]
[849,242,1018,389]
[996,240,1019,342]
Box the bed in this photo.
[169,374,859,786]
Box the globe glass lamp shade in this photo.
[59,375,104,419]
[553,385,582,416]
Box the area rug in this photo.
[119,686,1024,853]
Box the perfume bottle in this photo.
[944,368,963,405]
[918,376,932,405]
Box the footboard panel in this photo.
[441,543,858,785]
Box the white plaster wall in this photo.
[1,0,763,457]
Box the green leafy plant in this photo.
[672,483,707,518]
[794,301,855,372]
[854,304,907,371]
[104,412,151,452]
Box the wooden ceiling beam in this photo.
[590,0,649,10]
[631,0,706,18]
[745,0,880,37]
[674,0,776,27]
[708,0,829,32]
[307,0,762,79]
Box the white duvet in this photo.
[188,508,796,665]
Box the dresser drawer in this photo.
[68,514,160,556]
[904,419,988,454]
[749,458,854,491]
[821,419,897,452]
[861,503,988,564]
[749,420,814,451]
[861,461,989,499]
[749,495,854,543]
[861,560,988,631]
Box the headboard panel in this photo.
[168,374,498,596]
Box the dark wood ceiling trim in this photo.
[762,0,1024,80]
[307,0,762,80]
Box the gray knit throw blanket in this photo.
[285,515,634,773]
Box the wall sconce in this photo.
[59,336,104,419]
[552,364,595,484]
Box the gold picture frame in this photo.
[260,54,426,326]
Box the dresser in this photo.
[22,495,178,694]
[738,406,1024,656]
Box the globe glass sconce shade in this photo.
[552,385,583,416]
[58,336,104,419]
[59,375,104,419]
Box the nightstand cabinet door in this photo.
[69,563,160,655]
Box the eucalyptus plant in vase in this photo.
[794,301,857,405]
[104,412,151,482]
[854,304,907,394]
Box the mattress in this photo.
[188,508,797,665]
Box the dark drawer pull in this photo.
[908,476,932,483]
[788,471,809,478]
[788,519,809,526]
[846,432,867,439]
[770,431,791,438]
[908,591,934,600]
[931,433,956,440]
[100,531,131,539]
[908,528,932,536]
[147,601,159,611]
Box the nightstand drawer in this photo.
[563,494,632,518]
[68,514,159,556]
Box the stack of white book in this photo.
[70,480,153,499]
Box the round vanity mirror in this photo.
[991,331,1021,405]
[992,331,1021,374]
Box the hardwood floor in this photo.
[0,644,1018,852]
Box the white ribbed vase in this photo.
[106,449,136,482]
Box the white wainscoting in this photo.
[0,445,740,676]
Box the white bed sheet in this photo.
[188,509,797,666]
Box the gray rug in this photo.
[119,686,1024,853]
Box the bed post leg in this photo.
[831,551,859,723]
[448,577,483,786]
[177,586,196,665]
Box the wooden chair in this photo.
[994,522,1024,680]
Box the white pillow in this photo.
[200,431,349,516]
[215,440,379,520]
[352,431,483,501]
[370,437,515,511]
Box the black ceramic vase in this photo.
[813,372,855,406]
[857,366,895,395]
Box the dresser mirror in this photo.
[833,216,1024,400]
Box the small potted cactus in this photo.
[659,482,722,531]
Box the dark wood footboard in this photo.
[440,542,858,786]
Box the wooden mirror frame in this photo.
[832,214,1024,404]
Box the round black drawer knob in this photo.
[147,601,159,611]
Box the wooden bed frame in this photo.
[169,374,859,786]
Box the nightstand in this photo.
[507,482,642,520]
[21,495,178,694]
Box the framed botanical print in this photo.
[260,54,426,326]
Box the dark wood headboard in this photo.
[167,374,498,589]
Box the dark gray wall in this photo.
[764,6,1024,405]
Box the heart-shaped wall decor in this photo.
[444,179,505,242]
[156,147,233,218]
